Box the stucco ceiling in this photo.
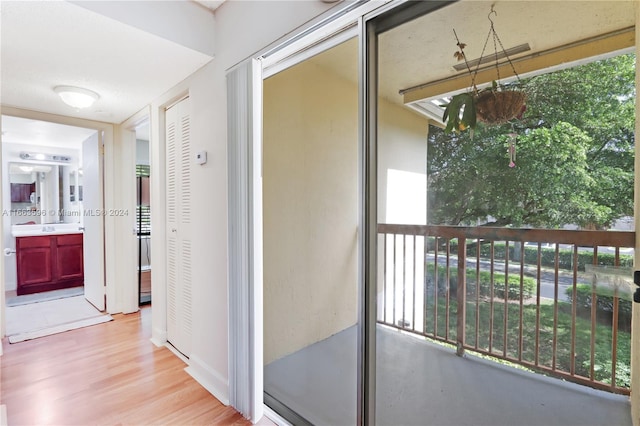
[1,1,213,124]
[310,0,636,117]
[1,1,218,151]
[1,1,635,146]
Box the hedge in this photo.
[565,283,632,324]
[426,263,535,300]
[438,239,632,272]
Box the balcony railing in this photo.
[378,224,635,394]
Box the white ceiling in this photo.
[1,1,634,149]
[1,1,214,124]
[1,0,220,153]
[193,0,225,12]
[2,115,96,150]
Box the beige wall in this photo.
[263,45,430,364]
[378,101,429,225]
[144,1,339,402]
[376,89,430,328]
[263,56,359,365]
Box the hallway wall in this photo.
[147,0,339,403]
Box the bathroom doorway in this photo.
[1,114,105,337]
[135,119,151,305]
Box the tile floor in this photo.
[265,325,631,426]
[5,295,103,336]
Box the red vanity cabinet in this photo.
[16,233,84,295]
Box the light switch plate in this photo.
[195,150,207,165]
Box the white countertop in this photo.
[11,224,84,237]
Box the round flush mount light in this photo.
[54,85,100,109]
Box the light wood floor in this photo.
[1,307,251,425]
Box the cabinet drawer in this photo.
[16,236,52,249]
[57,233,83,246]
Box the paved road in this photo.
[426,254,578,301]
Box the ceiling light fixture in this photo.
[20,151,72,163]
[54,85,100,109]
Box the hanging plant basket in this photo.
[475,89,526,124]
[442,7,527,134]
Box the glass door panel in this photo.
[262,37,360,425]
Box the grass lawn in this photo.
[419,295,630,388]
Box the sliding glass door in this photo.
[262,37,360,425]
[363,3,462,424]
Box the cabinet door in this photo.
[166,97,193,357]
[16,237,53,285]
[56,234,84,280]
[11,183,33,203]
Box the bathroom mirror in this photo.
[68,169,84,203]
[8,162,80,224]
[70,169,77,202]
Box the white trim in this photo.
[259,0,389,69]
[251,57,264,423]
[263,405,293,426]
[164,93,190,112]
[228,1,395,423]
[150,328,167,347]
[262,24,358,79]
[118,107,151,314]
[0,404,7,426]
[227,58,263,422]
[0,107,114,340]
[99,128,112,312]
[186,354,230,406]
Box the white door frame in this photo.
[0,106,116,335]
[227,58,264,421]
[120,107,151,314]
[226,1,395,422]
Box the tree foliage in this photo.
[427,54,635,228]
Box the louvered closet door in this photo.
[166,97,193,357]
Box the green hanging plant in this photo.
[442,91,477,135]
[441,8,527,137]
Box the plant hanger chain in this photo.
[452,29,478,94]
[470,5,522,91]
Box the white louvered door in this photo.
[166,97,193,357]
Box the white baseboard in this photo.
[164,342,189,364]
[185,354,229,405]
[150,326,167,347]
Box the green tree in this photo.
[427,54,635,228]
